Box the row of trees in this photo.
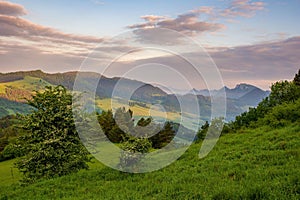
[3,85,176,183]
[2,69,299,182]
[97,107,175,149]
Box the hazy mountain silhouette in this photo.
[0,70,270,121]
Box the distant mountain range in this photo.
[189,83,270,107]
[0,70,270,121]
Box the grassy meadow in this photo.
[0,76,52,94]
[0,124,299,199]
[96,98,181,122]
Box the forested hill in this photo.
[0,70,271,121]
[0,98,32,118]
[0,70,167,102]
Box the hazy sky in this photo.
[0,0,300,89]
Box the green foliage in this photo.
[196,121,209,141]
[114,107,134,135]
[97,108,175,149]
[0,98,32,118]
[269,80,300,105]
[97,110,126,143]
[15,86,90,183]
[119,136,152,171]
[259,98,300,128]
[1,124,299,199]
[0,138,8,153]
[294,69,300,86]
[0,143,24,161]
[231,73,300,130]
[97,109,156,171]
[120,137,152,154]
[0,115,27,161]
[149,121,175,149]
[0,115,16,129]
[137,117,152,127]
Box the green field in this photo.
[96,98,181,122]
[0,76,52,94]
[1,124,299,199]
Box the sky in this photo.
[0,0,300,90]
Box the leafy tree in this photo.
[97,110,115,135]
[135,117,160,138]
[97,108,175,149]
[259,98,300,128]
[149,121,175,149]
[269,80,299,105]
[137,117,152,127]
[16,86,90,183]
[196,121,209,141]
[0,137,9,152]
[294,69,300,86]
[231,72,300,130]
[119,136,152,171]
[97,110,126,143]
[112,113,153,171]
[114,107,135,135]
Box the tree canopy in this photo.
[16,86,90,183]
[231,69,300,130]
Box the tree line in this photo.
[0,69,299,183]
[0,85,176,183]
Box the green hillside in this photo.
[0,98,32,118]
[0,76,52,101]
[0,74,182,122]
[0,76,52,117]
[0,123,299,199]
[0,70,299,199]
[0,70,260,121]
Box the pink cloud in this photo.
[128,11,225,36]
[141,15,167,23]
[0,15,104,44]
[220,0,265,18]
[191,6,215,15]
[0,0,27,16]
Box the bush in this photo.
[196,121,209,142]
[259,99,300,128]
[0,143,24,161]
[119,137,152,172]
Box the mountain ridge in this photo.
[0,70,270,121]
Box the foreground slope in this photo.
[0,123,299,199]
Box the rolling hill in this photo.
[0,70,270,121]
[0,98,32,118]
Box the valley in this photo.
[0,70,269,122]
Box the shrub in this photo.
[0,143,24,161]
[119,136,152,172]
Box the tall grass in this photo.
[0,124,299,199]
